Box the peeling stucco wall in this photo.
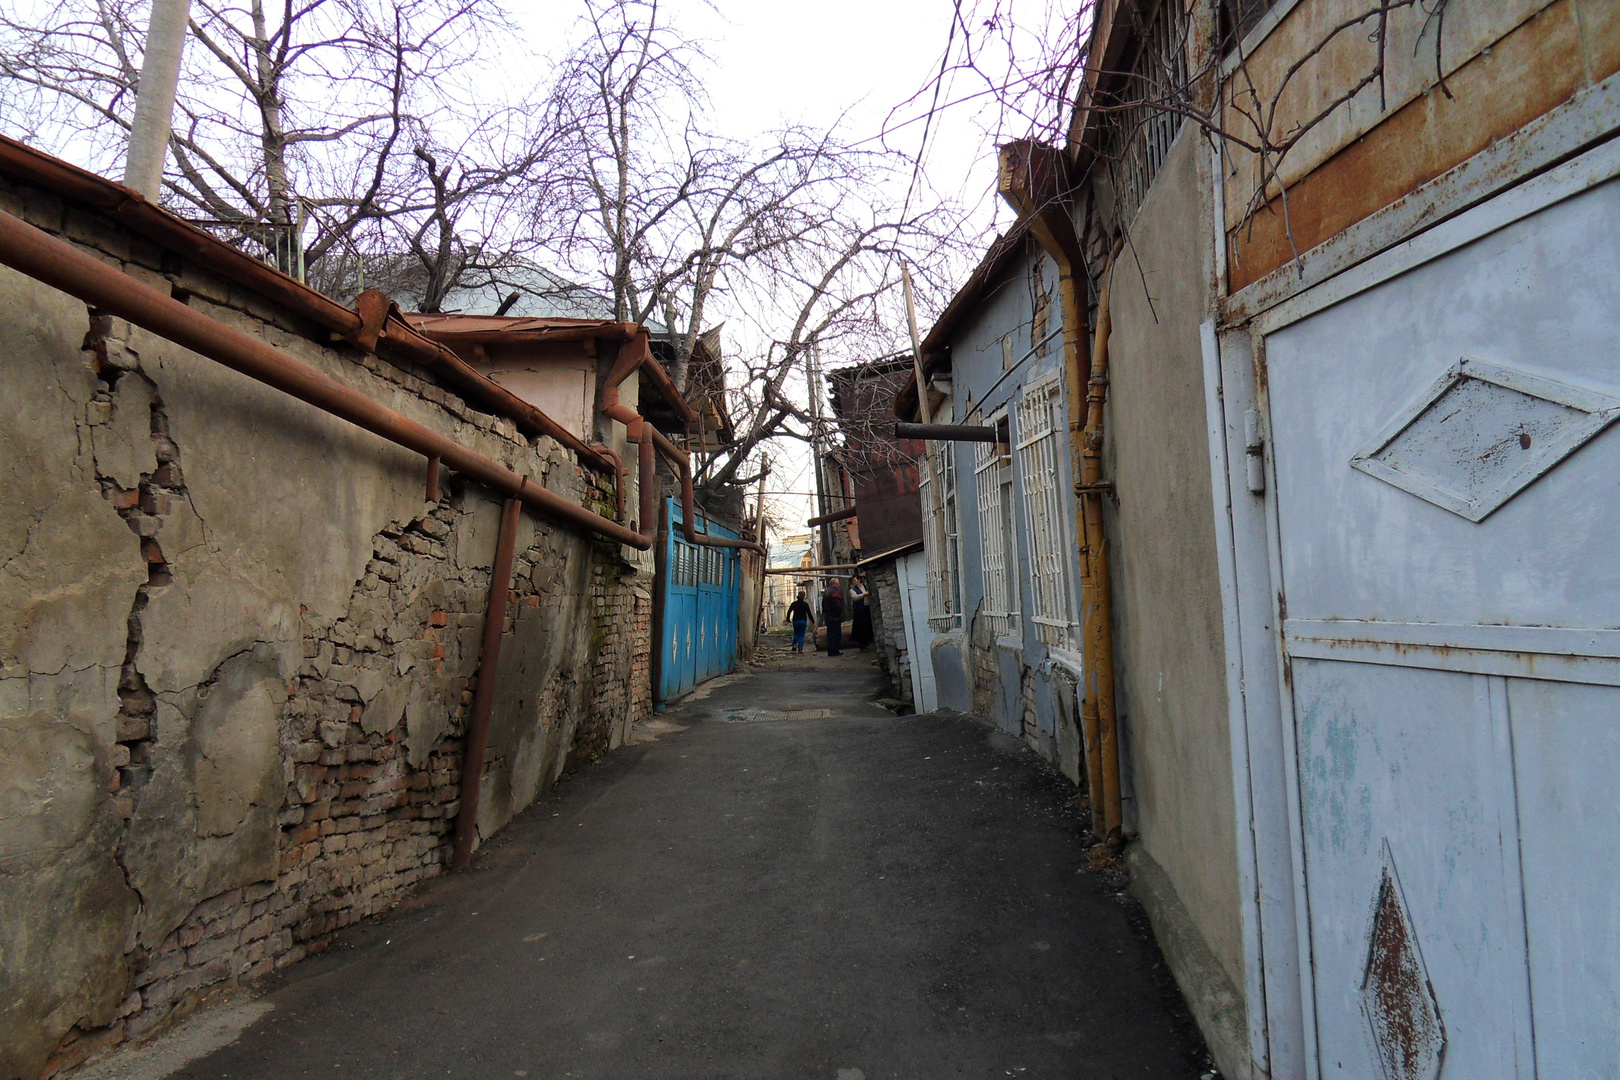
[0,180,653,1080]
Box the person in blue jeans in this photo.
[787,591,812,653]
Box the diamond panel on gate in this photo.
[1350,357,1620,521]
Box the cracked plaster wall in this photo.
[0,184,652,1080]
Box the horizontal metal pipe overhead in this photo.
[806,505,858,527]
[894,422,999,442]
[0,209,650,550]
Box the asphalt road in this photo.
[165,647,1209,1079]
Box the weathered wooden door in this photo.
[1257,166,1620,1077]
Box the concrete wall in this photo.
[0,179,652,1079]
[1099,128,1247,1074]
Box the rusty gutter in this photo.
[0,137,614,479]
[0,208,650,551]
[411,321,640,345]
[450,495,521,869]
[0,136,366,339]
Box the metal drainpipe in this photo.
[659,432,764,553]
[0,209,650,550]
[450,496,522,869]
[599,336,761,554]
[1057,260,1108,829]
[1078,242,1125,844]
[650,500,669,711]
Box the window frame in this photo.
[973,409,1021,639]
[921,440,964,632]
[1014,377,1081,652]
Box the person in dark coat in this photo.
[849,573,873,651]
[822,579,845,656]
[787,591,812,653]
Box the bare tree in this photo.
[0,0,545,298]
[536,0,953,394]
[532,0,973,506]
[884,0,1463,278]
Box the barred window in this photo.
[921,442,963,631]
[1220,0,1282,54]
[974,421,1020,638]
[1015,379,1079,651]
[1096,0,1190,229]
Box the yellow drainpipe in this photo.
[1078,240,1123,843]
[999,139,1125,843]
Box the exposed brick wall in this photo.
[866,562,912,705]
[0,178,656,1079]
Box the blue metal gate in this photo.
[658,497,740,702]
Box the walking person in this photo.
[849,573,874,652]
[787,591,812,653]
[822,578,845,656]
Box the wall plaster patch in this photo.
[1350,357,1620,522]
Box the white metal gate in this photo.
[1251,147,1620,1078]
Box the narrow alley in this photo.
[8,2,1620,1077]
[105,650,1207,1080]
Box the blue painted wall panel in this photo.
[658,497,742,702]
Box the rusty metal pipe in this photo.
[806,505,858,527]
[1080,242,1125,843]
[598,335,758,553]
[648,428,764,553]
[451,495,521,869]
[1058,262,1106,824]
[650,502,669,709]
[0,209,650,550]
[637,426,657,538]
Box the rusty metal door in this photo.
[1256,165,1620,1078]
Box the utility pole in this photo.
[754,455,770,639]
[902,262,933,427]
[123,0,193,199]
[807,338,832,568]
[902,261,943,529]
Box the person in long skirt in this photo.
[822,579,845,656]
[849,573,874,651]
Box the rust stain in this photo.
[1228,0,1610,289]
[1362,863,1446,1079]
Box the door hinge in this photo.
[1244,409,1266,495]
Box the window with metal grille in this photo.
[1219,0,1281,54]
[974,422,1020,638]
[1015,379,1079,651]
[1096,0,1190,229]
[921,443,963,631]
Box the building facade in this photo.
[904,2,1620,1075]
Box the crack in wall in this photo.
[9,220,653,1078]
